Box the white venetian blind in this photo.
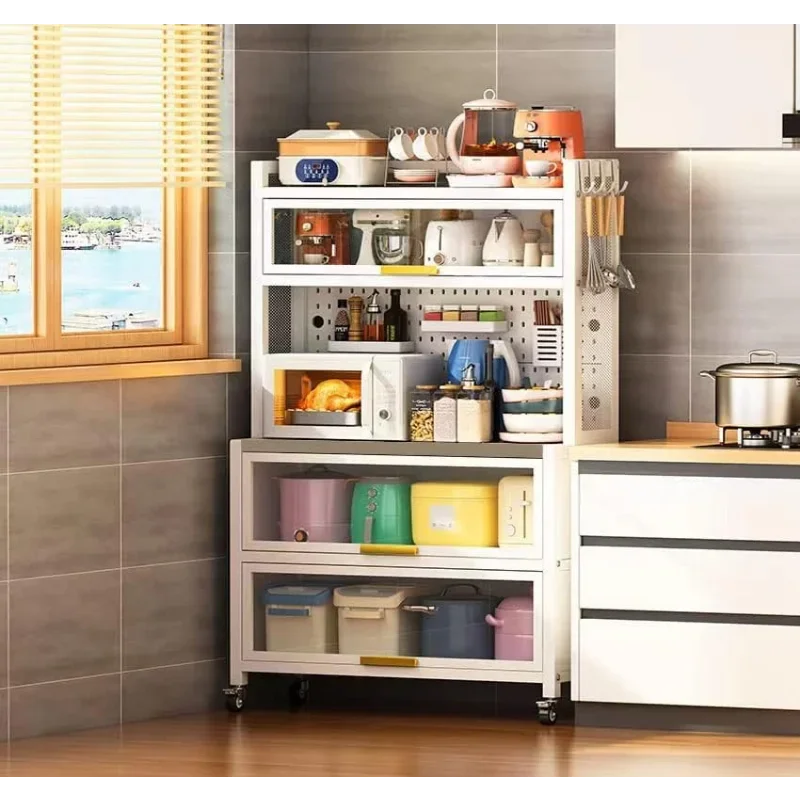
[0,24,222,188]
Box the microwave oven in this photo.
[263,353,444,440]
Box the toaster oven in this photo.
[263,353,443,440]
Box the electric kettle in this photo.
[482,211,524,267]
[446,339,521,388]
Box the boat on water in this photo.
[62,309,160,332]
[61,231,97,251]
[0,262,19,294]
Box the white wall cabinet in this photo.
[615,25,795,149]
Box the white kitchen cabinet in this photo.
[615,25,795,149]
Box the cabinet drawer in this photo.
[579,618,800,709]
[580,546,800,615]
[580,473,800,542]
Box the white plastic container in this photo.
[264,585,338,654]
[334,585,417,656]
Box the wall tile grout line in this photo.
[121,657,225,676]
[6,556,225,585]
[0,454,225,479]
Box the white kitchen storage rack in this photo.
[229,162,621,724]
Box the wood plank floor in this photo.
[4,711,800,776]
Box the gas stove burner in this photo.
[713,426,800,449]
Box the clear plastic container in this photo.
[457,385,492,443]
[433,384,459,442]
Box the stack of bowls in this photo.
[501,387,563,438]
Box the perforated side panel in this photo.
[580,288,615,431]
[267,287,292,353]
[293,287,563,383]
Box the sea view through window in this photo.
[0,187,163,335]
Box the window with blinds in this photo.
[0,24,222,187]
[0,24,222,369]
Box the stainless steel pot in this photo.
[699,350,800,429]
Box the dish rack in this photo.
[383,124,453,187]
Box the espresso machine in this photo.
[511,107,585,189]
[294,211,350,266]
[352,209,420,266]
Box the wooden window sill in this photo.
[0,358,241,386]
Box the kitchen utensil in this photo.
[511,106,585,189]
[412,127,436,160]
[348,295,363,341]
[404,585,495,660]
[278,122,387,186]
[388,127,414,160]
[446,338,521,388]
[353,210,419,266]
[502,413,563,435]
[497,477,534,547]
[584,197,606,294]
[486,596,534,661]
[482,211,525,267]
[524,160,559,178]
[523,242,541,267]
[393,168,437,183]
[699,350,800,430]
[276,467,355,543]
[540,254,554,267]
[498,431,563,443]
[599,196,620,289]
[423,219,490,268]
[614,195,636,290]
[445,89,521,183]
[295,211,350,267]
[411,482,498,547]
[350,477,413,545]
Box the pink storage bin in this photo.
[485,596,533,661]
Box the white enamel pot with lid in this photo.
[699,349,800,429]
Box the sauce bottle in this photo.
[383,289,408,342]
[364,290,383,342]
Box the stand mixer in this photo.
[511,107,585,189]
[353,210,421,266]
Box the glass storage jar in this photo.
[457,385,492,443]
[410,385,436,442]
[433,384,460,442]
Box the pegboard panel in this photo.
[291,286,564,383]
[580,288,616,432]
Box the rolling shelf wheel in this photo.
[537,699,558,726]
[224,686,247,713]
[289,677,310,710]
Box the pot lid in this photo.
[279,122,383,142]
[714,350,800,378]
[463,88,517,111]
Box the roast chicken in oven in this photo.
[297,378,361,413]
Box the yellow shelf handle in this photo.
[359,544,419,556]
[380,265,438,276]
[360,656,419,668]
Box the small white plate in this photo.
[394,169,437,183]
[499,431,563,443]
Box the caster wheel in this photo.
[538,706,558,726]
[224,686,246,713]
[289,678,310,710]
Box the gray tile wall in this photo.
[308,24,800,440]
[0,25,250,741]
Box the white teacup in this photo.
[524,160,559,177]
[388,127,414,161]
[412,127,436,161]
[303,254,330,265]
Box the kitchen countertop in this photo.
[570,437,800,465]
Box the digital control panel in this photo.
[295,158,340,184]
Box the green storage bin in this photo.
[350,478,413,545]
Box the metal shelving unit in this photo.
[227,162,620,724]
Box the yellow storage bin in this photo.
[411,482,498,547]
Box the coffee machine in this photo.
[295,211,350,266]
[511,107,585,189]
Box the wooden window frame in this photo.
[0,185,209,371]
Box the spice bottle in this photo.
[364,290,383,342]
[347,295,363,342]
[334,298,350,341]
[456,364,492,443]
[384,289,408,342]
[433,384,459,443]
[410,385,436,442]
